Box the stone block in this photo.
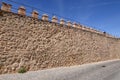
[32,10,39,19]
[1,2,12,12]
[18,6,26,15]
[51,16,58,23]
[42,14,48,21]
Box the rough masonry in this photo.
[0,3,120,74]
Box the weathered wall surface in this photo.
[0,11,120,74]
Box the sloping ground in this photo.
[0,59,120,80]
[0,11,120,74]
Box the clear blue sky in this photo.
[1,0,120,37]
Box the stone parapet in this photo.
[0,2,114,37]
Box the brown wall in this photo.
[0,11,120,74]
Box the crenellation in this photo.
[81,25,86,30]
[67,21,72,27]
[0,2,115,37]
[73,22,78,28]
[32,10,39,19]
[77,24,82,29]
[42,14,49,21]
[18,6,26,15]
[51,16,58,23]
[1,2,12,12]
[60,19,65,25]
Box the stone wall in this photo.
[0,10,120,74]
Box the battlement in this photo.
[0,2,114,38]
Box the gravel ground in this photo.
[0,59,120,80]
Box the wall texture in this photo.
[0,10,120,74]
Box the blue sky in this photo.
[1,0,120,37]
